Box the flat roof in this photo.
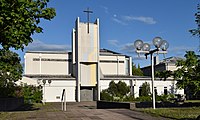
[24,74,76,80]
[100,48,130,57]
[26,51,71,54]
[101,75,174,81]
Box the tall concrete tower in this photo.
[72,17,100,102]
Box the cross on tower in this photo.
[84,8,93,33]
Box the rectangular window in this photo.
[164,87,168,95]
[56,96,60,99]
[33,58,71,62]
[139,87,142,96]
[100,60,124,63]
[125,59,129,75]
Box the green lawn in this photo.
[138,107,200,120]
[185,100,200,103]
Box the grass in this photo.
[0,103,49,120]
[0,110,32,120]
[185,100,200,103]
[137,107,200,120]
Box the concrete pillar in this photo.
[96,18,100,101]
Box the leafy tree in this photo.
[132,63,143,76]
[0,50,23,87]
[155,70,173,80]
[189,4,200,37]
[174,51,200,99]
[140,82,151,96]
[0,50,23,97]
[0,0,56,50]
[117,81,130,97]
[189,4,200,51]
[101,80,130,101]
[0,0,55,98]
[107,81,118,97]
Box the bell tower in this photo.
[72,9,100,102]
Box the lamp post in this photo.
[134,37,169,109]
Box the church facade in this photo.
[22,17,184,102]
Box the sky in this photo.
[16,0,200,67]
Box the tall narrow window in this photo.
[139,87,142,96]
[164,87,168,95]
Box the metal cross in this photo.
[84,8,93,33]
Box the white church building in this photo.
[21,16,184,102]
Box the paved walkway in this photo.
[1,102,171,120]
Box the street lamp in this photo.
[134,37,169,109]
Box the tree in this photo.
[132,63,143,76]
[189,4,200,51]
[101,80,130,101]
[0,0,56,50]
[117,81,130,97]
[155,70,173,80]
[140,82,151,96]
[0,49,23,97]
[174,51,200,99]
[0,50,23,87]
[107,81,118,97]
[189,4,200,37]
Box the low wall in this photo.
[0,97,24,111]
[97,101,135,109]
[97,101,200,109]
[135,102,200,108]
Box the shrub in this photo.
[136,96,151,102]
[22,84,42,103]
[100,80,130,101]
[100,90,112,101]
[140,82,151,97]
[123,95,135,102]
[156,94,175,102]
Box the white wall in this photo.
[42,80,76,102]
[25,52,70,75]
[133,79,184,97]
[99,55,126,75]
[16,76,38,86]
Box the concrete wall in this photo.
[80,63,97,86]
[142,63,180,76]
[42,80,76,102]
[132,79,184,97]
[74,18,99,87]
[77,22,99,62]
[99,55,127,75]
[166,64,178,71]
[25,52,70,75]
[17,76,38,86]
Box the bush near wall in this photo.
[0,84,42,104]
[22,84,42,103]
[100,80,131,102]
